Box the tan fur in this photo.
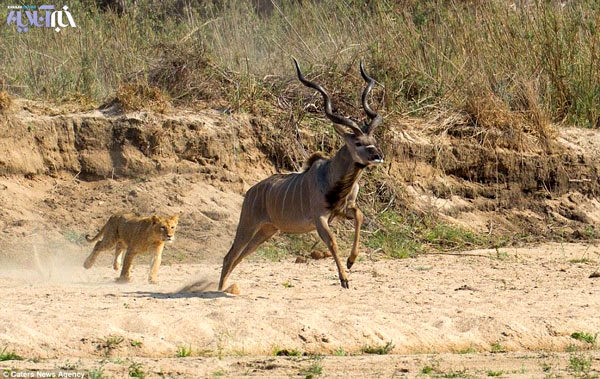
[83,214,179,284]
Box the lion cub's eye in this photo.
[160,227,166,231]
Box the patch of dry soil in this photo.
[1,243,599,377]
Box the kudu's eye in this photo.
[355,141,362,147]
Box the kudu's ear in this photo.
[331,123,350,138]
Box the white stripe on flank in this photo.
[248,186,258,216]
[298,174,306,216]
[290,173,303,219]
[280,175,294,219]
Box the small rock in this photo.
[589,271,600,278]
[310,251,331,260]
[310,251,324,260]
[295,256,307,264]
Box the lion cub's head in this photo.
[151,215,179,243]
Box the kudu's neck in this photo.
[328,145,364,183]
[323,145,364,211]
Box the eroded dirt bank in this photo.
[1,99,600,263]
[1,243,599,377]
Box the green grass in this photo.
[258,234,316,262]
[366,211,493,258]
[256,245,290,262]
[566,344,580,353]
[441,370,467,378]
[299,356,323,378]
[212,370,225,376]
[333,348,346,356]
[541,362,552,373]
[457,346,477,354]
[273,347,302,357]
[490,342,506,353]
[571,332,597,345]
[100,335,124,355]
[568,258,597,265]
[365,212,423,258]
[568,353,592,375]
[360,341,394,355]
[487,370,503,377]
[423,224,487,251]
[88,368,104,379]
[421,365,435,374]
[0,347,22,361]
[130,340,142,348]
[128,362,145,378]
[176,345,192,358]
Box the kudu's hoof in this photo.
[340,279,349,289]
[346,259,354,270]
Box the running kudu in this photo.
[218,59,383,290]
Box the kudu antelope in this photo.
[218,59,383,290]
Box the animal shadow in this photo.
[128,280,230,299]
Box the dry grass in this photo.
[112,82,170,113]
[0,0,599,130]
[452,82,555,152]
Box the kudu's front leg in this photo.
[345,206,363,269]
[315,216,349,289]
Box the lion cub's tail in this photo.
[85,222,108,243]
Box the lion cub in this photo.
[83,213,179,284]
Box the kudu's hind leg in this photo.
[218,223,261,291]
[345,206,364,269]
[315,216,349,289]
[230,225,278,270]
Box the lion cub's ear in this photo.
[170,214,179,223]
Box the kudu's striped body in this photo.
[218,59,383,290]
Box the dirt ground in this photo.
[1,242,599,377]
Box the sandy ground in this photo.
[1,243,600,377]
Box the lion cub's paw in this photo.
[115,276,131,284]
